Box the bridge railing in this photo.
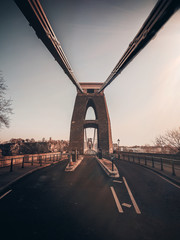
[0,152,69,172]
[118,152,180,177]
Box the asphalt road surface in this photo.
[0,156,179,240]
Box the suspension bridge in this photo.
[14,0,179,155]
[0,1,180,240]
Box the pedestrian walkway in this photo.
[120,156,180,185]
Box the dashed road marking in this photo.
[110,186,123,213]
[123,177,141,214]
[122,203,132,208]
[113,180,122,184]
[0,189,12,200]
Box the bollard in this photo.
[160,158,163,171]
[53,155,55,162]
[138,156,140,165]
[10,158,13,172]
[31,156,34,166]
[69,154,73,166]
[111,155,114,171]
[75,150,77,162]
[172,160,176,176]
[22,157,24,168]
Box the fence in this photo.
[119,153,180,177]
[0,152,69,172]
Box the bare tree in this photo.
[155,127,180,154]
[0,71,13,128]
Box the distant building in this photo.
[115,145,173,154]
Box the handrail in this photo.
[120,152,180,176]
[0,152,69,171]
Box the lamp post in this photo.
[117,139,120,160]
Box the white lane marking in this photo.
[113,180,122,184]
[144,168,180,189]
[157,175,180,189]
[122,203,132,208]
[0,190,12,200]
[123,177,141,214]
[110,186,123,213]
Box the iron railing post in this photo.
[160,158,163,171]
[152,157,154,168]
[172,160,176,176]
[39,155,42,166]
[10,158,13,172]
[22,157,24,168]
[145,156,147,166]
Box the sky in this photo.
[0,0,180,146]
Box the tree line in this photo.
[0,138,69,156]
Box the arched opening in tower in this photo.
[85,106,96,120]
[84,128,98,155]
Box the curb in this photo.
[0,160,63,194]
[96,157,119,178]
[65,158,83,172]
[120,159,180,186]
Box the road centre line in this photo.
[0,190,12,200]
[123,177,141,214]
[110,186,123,213]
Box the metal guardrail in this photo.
[0,152,69,172]
[120,153,180,176]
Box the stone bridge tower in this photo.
[69,83,113,155]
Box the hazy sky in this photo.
[0,0,180,145]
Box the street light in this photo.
[117,139,120,160]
